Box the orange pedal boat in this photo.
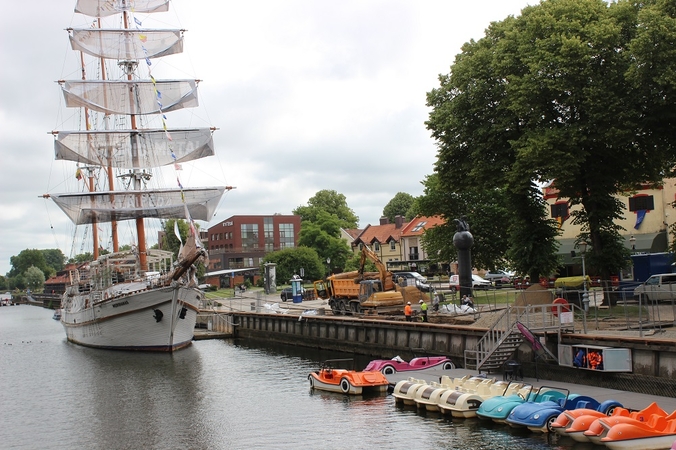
[308,359,389,395]
[584,402,670,445]
[602,414,676,450]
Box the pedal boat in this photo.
[392,377,428,406]
[553,403,637,442]
[412,375,473,412]
[476,384,537,423]
[363,353,455,375]
[602,414,676,450]
[413,375,494,412]
[583,403,670,445]
[506,390,622,433]
[436,380,520,418]
[308,359,389,395]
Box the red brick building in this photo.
[206,215,301,286]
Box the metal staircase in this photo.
[464,304,561,373]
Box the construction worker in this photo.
[419,299,428,322]
[404,302,412,321]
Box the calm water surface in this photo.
[0,306,589,449]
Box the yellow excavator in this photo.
[314,246,432,315]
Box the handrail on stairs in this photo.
[464,303,577,371]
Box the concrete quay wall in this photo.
[230,311,676,397]
[232,312,486,359]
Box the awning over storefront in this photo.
[557,231,668,265]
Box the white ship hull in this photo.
[61,284,201,351]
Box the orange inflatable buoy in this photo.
[551,297,570,317]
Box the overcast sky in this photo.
[0,0,533,276]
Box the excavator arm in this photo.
[359,245,394,291]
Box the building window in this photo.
[241,223,258,250]
[279,223,295,249]
[629,195,654,211]
[264,217,274,252]
[411,221,427,232]
[409,246,419,261]
[390,241,396,251]
[551,202,568,218]
[374,242,380,251]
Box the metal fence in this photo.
[444,281,676,338]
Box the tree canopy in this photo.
[297,210,352,271]
[24,266,46,292]
[262,247,325,283]
[425,0,676,279]
[293,189,359,229]
[382,192,416,223]
[9,249,49,279]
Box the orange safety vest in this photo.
[404,304,412,316]
[588,351,603,369]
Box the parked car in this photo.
[483,270,514,286]
[280,286,305,302]
[449,274,492,292]
[393,271,431,291]
[633,273,676,302]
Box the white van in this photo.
[633,273,676,302]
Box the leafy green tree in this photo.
[416,173,513,271]
[162,219,191,259]
[69,253,93,264]
[343,251,377,272]
[0,276,7,290]
[298,210,352,270]
[24,266,46,292]
[41,249,65,273]
[262,247,325,283]
[425,0,676,280]
[294,189,359,229]
[9,249,49,279]
[382,192,415,223]
[10,274,25,291]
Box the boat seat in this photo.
[662,419,676,434]
[576,400,590,409]
[646,414,668,432]
[540,395,553,403]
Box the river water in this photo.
[0,306,586,449]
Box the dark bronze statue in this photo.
[453,216,474,297]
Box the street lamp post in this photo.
[630,235,636,252]
[579,241,589,312]
[326,257,331,277]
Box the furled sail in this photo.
[50,187,227,224]
[69,29,183,60]
[75,0,170,18]
[61,80,199,115]
[54,128,214,168]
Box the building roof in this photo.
[354,222,406,245]
[400,215,445,237]
[343,228,363,240]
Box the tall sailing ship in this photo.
[45,0,230,351]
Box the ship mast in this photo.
[97,17,119,254]
[122,10,148,271]
[78,49,99,260]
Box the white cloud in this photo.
[0,0,532,275]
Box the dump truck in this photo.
[314,246,433,315]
